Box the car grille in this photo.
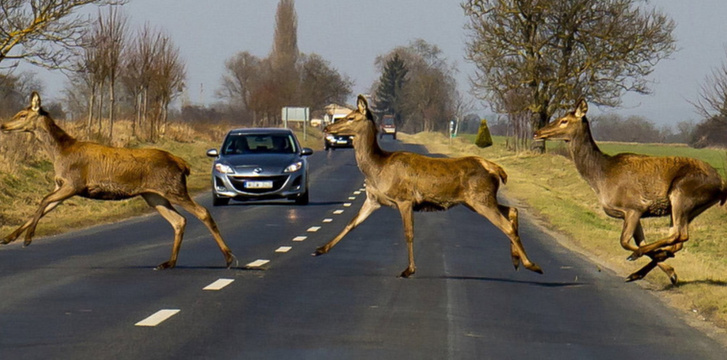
[228,175,289,193]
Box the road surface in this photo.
[0,137,724,359]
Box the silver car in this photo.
[206,128,313,206]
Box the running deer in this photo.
[313,95,543,278]
[0,92,235,269]
[534,99,727,284]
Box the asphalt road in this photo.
[0,137,725,359]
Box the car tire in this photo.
[212,195,230,206]
[295,190,309,205]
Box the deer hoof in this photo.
[22,238,33,247]
[627,250,644,261]
[527,263,544,274]
[155,261,176,270]
[225,253,238,269]
[399,267,416,278]
[669,273,679,285]
[312,247,328,256]
[625,273,643,282]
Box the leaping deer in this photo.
[0,92,236,270]
[535,99,727,284]
[313,95,543,278]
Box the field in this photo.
[401,132,727,331]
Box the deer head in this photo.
[324,95,374,136]
[1,92,45,135]
[534,99,589,142]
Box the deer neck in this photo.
[351,120,388,179]
[37,116,77,160]
[567,119,608,192]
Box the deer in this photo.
[534,99,727,284]
[313,95,543,278]
[0,92,236,270]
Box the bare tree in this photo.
[298,53,352,111]
[374,40,458,133]
[217,51,262,122]
[0,0,121,69]
[96,6,127,139]
[463,0,676,132]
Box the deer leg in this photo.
[626,221,678,284]
[468,199,542,274]
[21,184,77,246]
[3,200,62,245]
[143,194,187,270]
[174,195,236,268]
[628,204,689,261]
[396,201,416,278]
[507,206,522,269]
[314,196,380,256]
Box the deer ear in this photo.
[574,99,588,118]
[356,95,369,115]
[30,92,41,112]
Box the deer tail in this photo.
[477,158,508,185]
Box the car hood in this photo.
[219,153,301,174]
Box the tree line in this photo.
[3,0,727,150]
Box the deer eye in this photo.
[560,119,568,125]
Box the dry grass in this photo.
[400,132,727,330]
[0,119,223,238]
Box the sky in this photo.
[23,0,727,128]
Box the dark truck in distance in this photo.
[380,114,396,139]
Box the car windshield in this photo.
[222,133,298,155]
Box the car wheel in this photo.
[295,190,309,205]
[213,195,230,206]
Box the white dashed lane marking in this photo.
[307,226,321,232]
[246,259,270,268]
[333,209,344,215]
[293,236,307,242]
[275,246,292,253]
[343,203,352,207]
[348,196,356,200]
[322,218,333,223]
[135,309,180,327]
[203,278,235,291]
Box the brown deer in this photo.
[313,95,543,278]
[534,99,727,284]
[0,92,235,270]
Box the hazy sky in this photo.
[27,0,727,127]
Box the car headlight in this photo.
[325,134,335,141]
[284,161,303,173]
[214,163,234,174]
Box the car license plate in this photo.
[244,180,273,189]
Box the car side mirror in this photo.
[206,149,219,157]
[300,148,313,156]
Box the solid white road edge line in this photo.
[135,309,180,327]
[203,278,235,291]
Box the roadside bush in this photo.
[474,119,493,148]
